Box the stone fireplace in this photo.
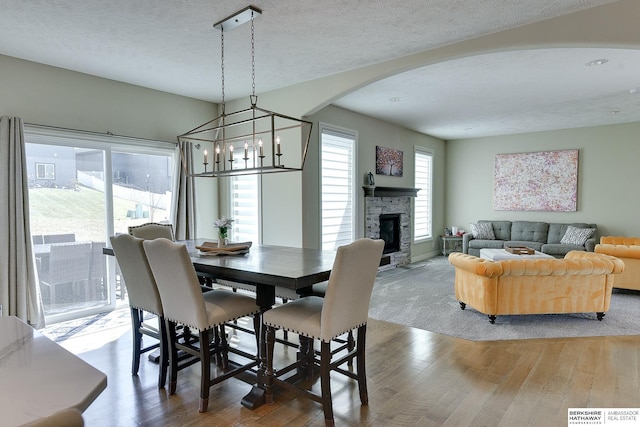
[364,186,419,268]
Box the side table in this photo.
[441,235,463,256]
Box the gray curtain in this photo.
[172,140,196,240]
[0,116,45,327]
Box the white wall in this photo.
[305,105,446,259]
[0,54,220,236]
[445,122,640,237]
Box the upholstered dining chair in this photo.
[263,238,384,426]
[128,222,174,240]
[109,233,168,389]
[128,222,213,291]
[142,238,261,413]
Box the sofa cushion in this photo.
[548,223,597,244]
[542,243,584,257]
[479,220,511,241]
[469,239,505,250]
[470,222,495,240]
[561,226,596,245]
[511,221,549,244]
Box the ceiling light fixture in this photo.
[178,5,313,177]
[586,58,608,66]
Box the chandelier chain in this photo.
[251,11,256,98]
[220,28,225,108]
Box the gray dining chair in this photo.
[263,238,384,426]
[142,238,261,413]
[43,233,76,243]
[109,233,168,388]
[39,242,91,305]
[88,241,106,301]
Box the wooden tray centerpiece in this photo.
[505,246,535,255]
[196,241,252,256]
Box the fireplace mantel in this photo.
[363,186,420,197]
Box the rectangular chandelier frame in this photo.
[178,102,313,178]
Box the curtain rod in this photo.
[24,122,178,146]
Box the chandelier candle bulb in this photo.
[276,137,281,155]
[229,145,234,161]
[203,149,208,164]
[244,142,248,158]
[215,146,220,163]
[258,139,264,157]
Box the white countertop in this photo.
[0,316,107,426]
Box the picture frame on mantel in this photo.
[376,146,403,177]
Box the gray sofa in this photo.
[462,220,598,258]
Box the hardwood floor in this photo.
[71,317,640,426]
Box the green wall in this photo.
[446,122,640,237]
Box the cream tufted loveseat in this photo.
[595,236,640,291]
[448,251,624,323]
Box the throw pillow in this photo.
[470,222,495,240]
[560,226,595,245]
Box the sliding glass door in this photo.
[25,126,175,324]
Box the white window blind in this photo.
[231,174,260,243]
[414,148,433,241]
[321,127,356,250]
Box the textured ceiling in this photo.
[1,0,638,139]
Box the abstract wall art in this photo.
[493,149,578,211]
[376,146,403,177]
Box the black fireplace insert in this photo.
[379,213,400,254]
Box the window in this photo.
[321,125,356,250]
[414,148,433,241]
[231,174,260,243]
[25,125,175,324]
[35,162,55,180]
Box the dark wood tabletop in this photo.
[185,239,336,291]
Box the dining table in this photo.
[104,238,337,409]
[184,239,337,408]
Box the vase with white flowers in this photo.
[214,216,234,247]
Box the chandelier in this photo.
[178,5,313,177]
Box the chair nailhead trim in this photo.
[263,321,366,341]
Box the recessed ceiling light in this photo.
[586,58,608,66]
[610,110,620,114]
[389,97,403,102]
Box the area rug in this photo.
[368,256,640,341]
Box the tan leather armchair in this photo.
[595,236,640,291]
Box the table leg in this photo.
[241,284,275,410]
